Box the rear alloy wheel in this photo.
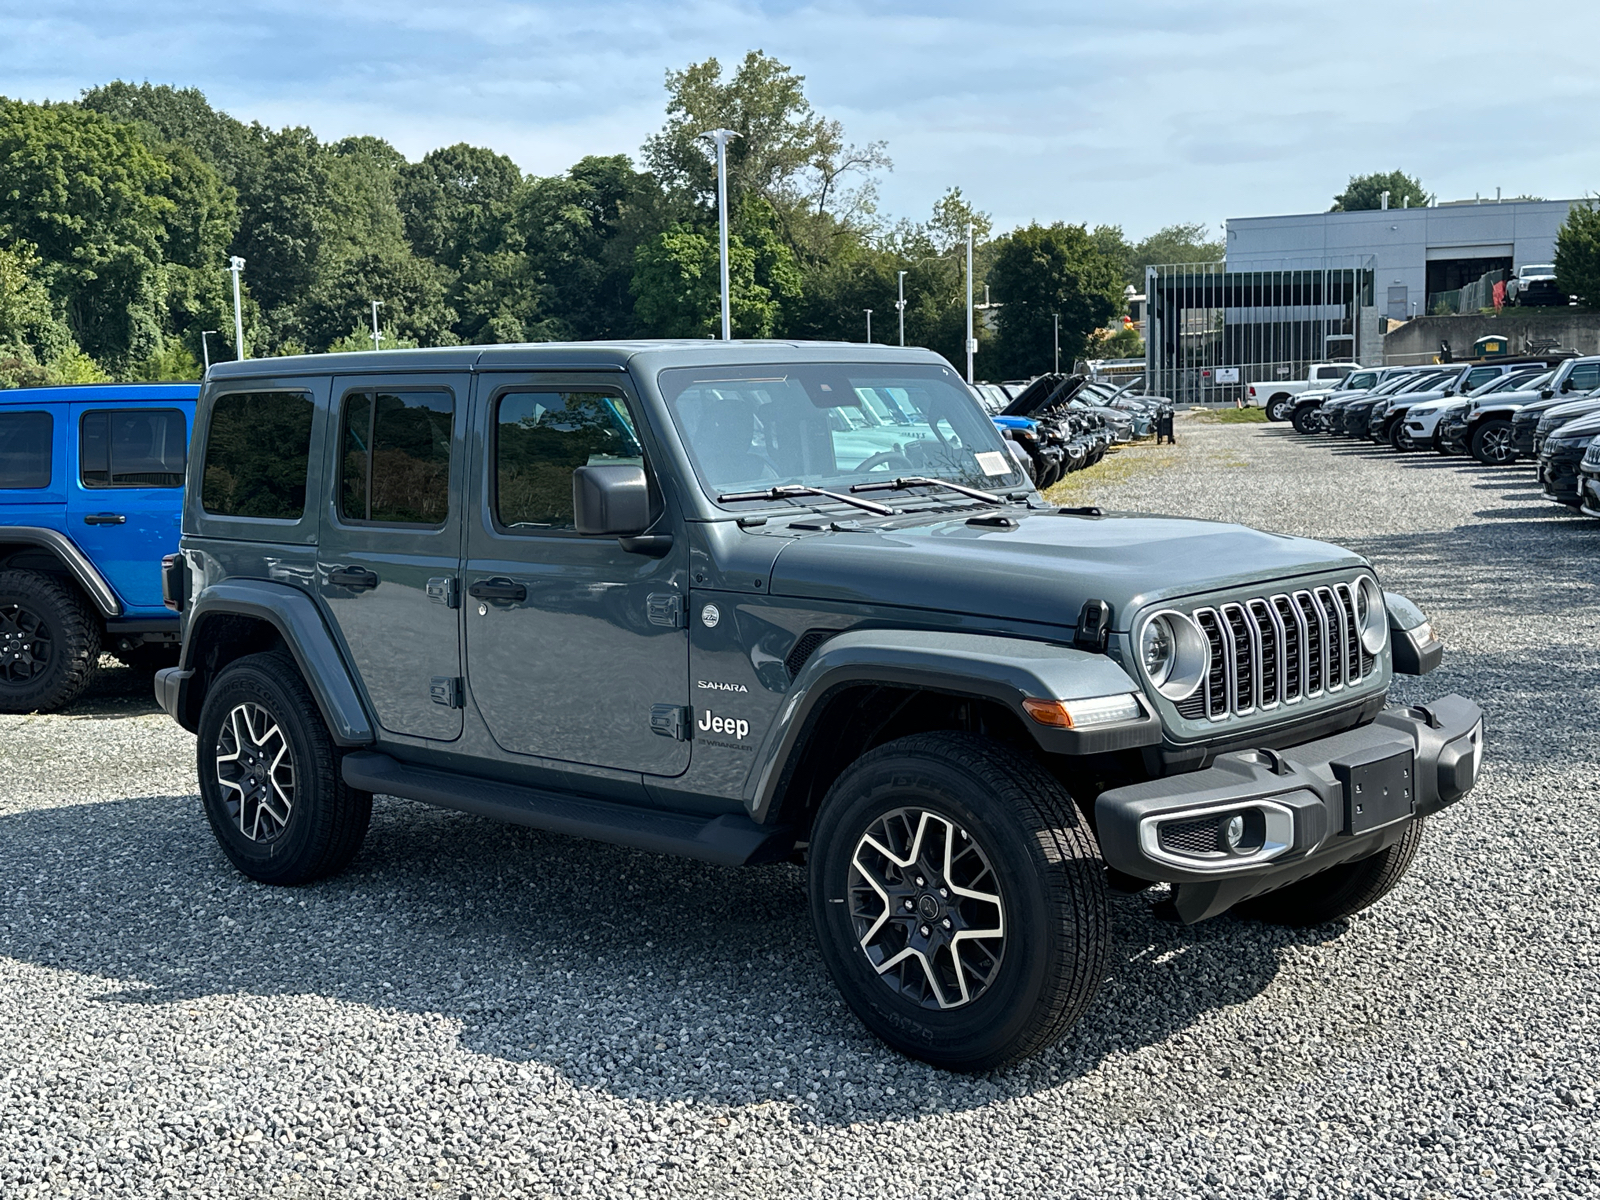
[1471,419,1517,465]
[198,651,371,885]
[0,568,99,713]
[809,732,1109,1071]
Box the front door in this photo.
[316,375,466,742]
[462,374,689,776]
[66,402,189,610]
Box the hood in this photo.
[1548,410,1600,442]
[765,510,1364,631]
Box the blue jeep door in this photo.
[66,403,189,611]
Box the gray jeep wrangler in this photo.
[156,342,1482,1071]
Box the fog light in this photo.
[1224,814,1245,850]
[1023,694,1143,729]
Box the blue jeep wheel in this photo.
[0,568,100,713]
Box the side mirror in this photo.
[573,464,650,536]
[1541,388,1554,399]
[1561,380,1574,393]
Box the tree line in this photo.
[0,52,1222,388]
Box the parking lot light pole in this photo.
[865,309,872,343]
[227,256,247,359]
[370,300,385,352]
[965,222,975,384]
[702,129,740,340]
[1053,313,1060,374]
[897,270,907,346]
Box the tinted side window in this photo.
[1568,362,1600,391]
[339,390,453,526]
[81,408,187,488]
[495,391,643,532]
[1463,368,1499,390]
[201,391,314,519]
[0,411,52,489]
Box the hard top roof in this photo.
[0,381,200,404]
[203,339,948,382]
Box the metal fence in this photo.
[1426,268,1508,316]
[1145,258,1377,405]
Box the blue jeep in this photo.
[0,383,198,711]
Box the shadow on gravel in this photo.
[48,656,165,720]
[0,792,1343,1120]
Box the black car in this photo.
[1537,410,1600,506]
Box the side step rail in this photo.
[340,751,794,868]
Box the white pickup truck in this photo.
[1249,362,1360,421]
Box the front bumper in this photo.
[1579,464,1600,517]
[1095,694,1483,922]
[1540,449,1586,505]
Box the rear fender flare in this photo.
[0,526,121,617]
[745,629,1160,824]
[180,579,374,745]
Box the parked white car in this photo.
[1250,362,1361,421]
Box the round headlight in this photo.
[1355,576,1386,654]
[1138,610,1210,702]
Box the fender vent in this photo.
[785,629,837,678]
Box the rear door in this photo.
[315,374,467,742]
[66,402,189,610]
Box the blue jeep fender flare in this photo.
[0,526,122,617]
[161,579,374,745]
[744,629,1160,824]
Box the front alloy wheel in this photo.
[215,702,296,842]
[1472,420,1517,465]
[849,807,1005,1010]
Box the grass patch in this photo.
[1189,406,1268,424]
[1042,439,1183,503]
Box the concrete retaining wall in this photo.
[1383,311,1600,364]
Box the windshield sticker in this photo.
[975,450,1010,476]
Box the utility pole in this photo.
[897,270,907,346]
[200,330,218,373]
[1053,314,1060,374]
[965,222,976,384]
[702,130,740,340]
[227,256,247,359]
[865,309,872,343]
[370,300,385,352]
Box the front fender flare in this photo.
[745,629,1160,823]
[179,579,374,745]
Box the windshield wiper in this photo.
[849,476,1005,505]
[716,485,895,516]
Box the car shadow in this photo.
[49,655,167,720]
[0,790,1345,1121]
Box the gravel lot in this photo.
[3,417,1597,1199]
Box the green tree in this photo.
[79,81,262,188]
[987,222,1123,379]
[397,143,525,270]
[303,247,456,351]
[0,99,175,366]
[229,125,331,348]
[1330,170,1428,212]
[1556,199,1600,308]
[0,243,80,386]
[1128,221,1223,278]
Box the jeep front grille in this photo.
[1174,583,1377,721]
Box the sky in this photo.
[3,0,1598,239]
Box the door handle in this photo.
[84,512,126,525]
[468,577,527,602]
[328,566,379,591]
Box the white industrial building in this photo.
[1225,198,1578,321]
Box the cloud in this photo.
[1,0,1597,235]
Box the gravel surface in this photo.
[3,418,1597,1199]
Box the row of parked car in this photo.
[1278,353,1600,515]
[970,375,1173,488]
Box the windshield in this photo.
[1520,265,1555,278]
[1397,372,1450,394]
[659,362,1027,504]
[1474,370,1545,396]
[1346,371,1378,389]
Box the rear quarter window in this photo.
[0,411,53,489]
[201,391,314,519]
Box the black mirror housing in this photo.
[573,464,651,536]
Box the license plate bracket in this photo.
[1332,745,1416,836]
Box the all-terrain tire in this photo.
[0,568,100,713]
[197,651,372,885]
[1471,419,1517,465]
[808,732,1110,1072]
[1235,819,1425,927]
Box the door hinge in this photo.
[430,676,464,709]
[427,577,460,608]
[650,703,691,741]
[647,592,684,629]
